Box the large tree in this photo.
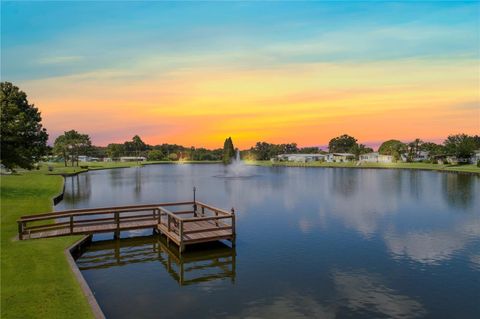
[350,143,373,159]
[0,82,48,169]
[444,134,477,160]
[378,139,406,161]
[106,143,125,160]
[53,130,91,166]
[420,142,444,157]
[124,135,147,157]
[328,134,357,153]
[223,137,235,163]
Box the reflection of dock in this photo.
[76,236,236,285]
[18,201,236,253]
[157,236,236,285]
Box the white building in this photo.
[413,151,429,162]
[326,153,356,163]
[78,155,100,162]
[275,154,327,163]
[359,152,393,163]
[120,156,146,162]
[470,150,480,164]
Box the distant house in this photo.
[78,155,100,162]
[275,154,326,163]
[326,153,355,163]
[359,152,377,162]
[120,156,146,162]
[412,151,429,162]
[432,154,449,164]
[359,152,393,163]
[471,150,480,164]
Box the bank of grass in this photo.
[40,160,221,175]
[1,167,93,318]
[247,160,480,174]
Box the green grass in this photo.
[36,160,222,175]
[1,167,93,318]
[247,160,480,174]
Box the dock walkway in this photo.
[18,201,236,252]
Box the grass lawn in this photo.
[40,160,222,175]
[247,160,480,174]
[1,168,93,319]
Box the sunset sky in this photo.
[2,1,479,149]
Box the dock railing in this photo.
[17,201,236,251]
[157,202,235,252]
[17,202,193,240]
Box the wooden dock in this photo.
[18,201,236,252]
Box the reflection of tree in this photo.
[63,174,91,205]
[442,173,474,210]
[332,169,358,198]
[134,167,142,200]
[408,170,422,200]
[76,235,236,286]
[109,168,123,188]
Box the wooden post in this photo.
[179,261,184,285]
[179,220,184,254]
[114,211,120,239]
[201,206,205,217]
[167,215,171,233]
[193,186,197,217]
[69,215,74,234]
[231,208,236,247]
[18,221,24,240]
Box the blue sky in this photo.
[3,1,478,80]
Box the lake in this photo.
[56,164,480,319]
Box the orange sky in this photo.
[20,58,479,149]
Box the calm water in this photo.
[57,164,480,319]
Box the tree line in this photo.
[244,134,480,162]
[52,133,225,166]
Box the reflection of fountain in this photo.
[216,149,256,178]
[76,235,236,286]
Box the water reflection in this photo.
[442,173,475,209]
[60,165,480,318]
[134,167,142,200]
[333,270,426,318]
[62,174,91,205]
[76,235,236,286]
[157,237,236,286]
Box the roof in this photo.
[278,153,326,157]
[331,153,355,156]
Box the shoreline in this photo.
[246,161,480,175]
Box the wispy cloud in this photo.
[37,55,84,65]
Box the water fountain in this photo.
[215,149,256,178]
